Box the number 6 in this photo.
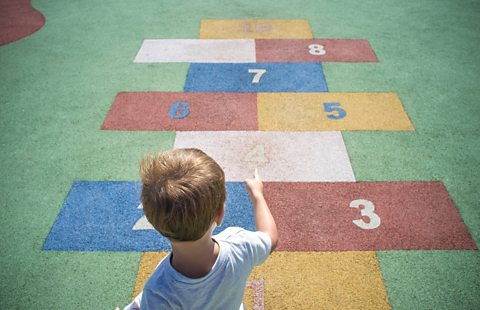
[168,101,190,119]
[349,199,381,230]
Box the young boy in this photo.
[122,148,278,309]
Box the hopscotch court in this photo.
[43,19,477,309]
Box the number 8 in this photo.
[308,44,326,56]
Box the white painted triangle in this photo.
[133,216,155,230]
[132,203,155,230]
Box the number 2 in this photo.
[349,199,381,230]
[308,44,326,56]
[248,69,266,83]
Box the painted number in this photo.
[349,199,381,230]
[244,145,269,164]
[132,204,155,230]
[323,102,346,120]
[308,44,326,56]
[168,101,190,119]
[243,23,271,33]
[248,69,267,84]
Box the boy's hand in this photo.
[245,168,264,200]
[246,168,278,251]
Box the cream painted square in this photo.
[134,39,256,63]
[174,131,355,182]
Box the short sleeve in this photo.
[216,228,272,267]
[123,292,142,310]
[247,230,272,266]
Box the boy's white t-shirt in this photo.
[124,227,272,310]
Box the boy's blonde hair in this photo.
[140,148,226,241]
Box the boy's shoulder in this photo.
[214,227,272,262]
[214,227,259,243]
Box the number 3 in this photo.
[308,44,326,56]
[349,199,381,230]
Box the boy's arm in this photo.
[245,168,278,252]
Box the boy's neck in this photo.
[170,231,220,279]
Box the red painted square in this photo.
[101,92,258,131]
[255,39,379,62]
[264,182,476,251]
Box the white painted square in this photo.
[134,39,256,63]
[174,131,356,182]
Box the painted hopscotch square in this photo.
[184,63,328,92]
[249,252,391,309]
[199,19,313,39]
[265,182,476,251]
[133,39,256,63]
[258,92,414,131]
[131,252,390,309]
[101,92,258,131]
[255,39,379,62]
[43,182,255,252]
[174,131,355,182]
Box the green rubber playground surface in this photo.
[1,0,479,309]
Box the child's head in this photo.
[139,148,226,242]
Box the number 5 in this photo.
[323,102,346,120]
[248,68,266,84]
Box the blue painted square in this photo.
[43,181,255,252]
[184,62,328,92]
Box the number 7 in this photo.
[248,68,266,84]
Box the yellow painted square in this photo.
[258,92,415,131]
[249,251,391,309]
[131,252,390,309]
[200,19,313,39]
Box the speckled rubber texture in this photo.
[1,0,479,309]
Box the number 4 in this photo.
[248,69,266,84]
[244,145,268,164]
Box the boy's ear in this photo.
[215,204,225,226]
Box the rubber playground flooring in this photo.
[1,0,479,309]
